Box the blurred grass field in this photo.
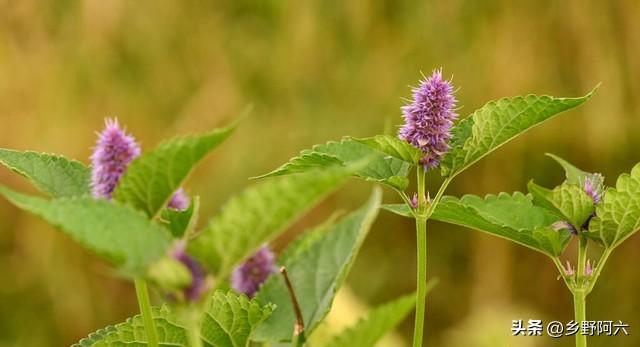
[1,1,639,346]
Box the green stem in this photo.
[573,290,587,347]
[292,332,306,347]
[413,166,427,347]
[573,236,589,347]
[185,305,203,347]
[134,278,159,347]
[577,236,588,280]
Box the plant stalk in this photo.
[184,305,203,347]
[413,166,427,347]
[134,278,159,347]
[280,266,306,347]
[573,235,589,347]
[573,290,587,347]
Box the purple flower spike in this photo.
[399,69,458,170]
[173,241,207,301]
[168,188,190,211]
[231,245,277,297]
[90,118,141,199]
[583,173,604,204]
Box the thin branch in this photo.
[280,266,305,337]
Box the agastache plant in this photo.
[424,152,640,347]
[0,111,421,346]
[0,75,602,347]
[400,70,458,346]
[260,69,597,346]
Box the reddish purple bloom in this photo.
[583,173,604,204]
[399,70,458,170]
[231,245,277,297]
[168,188,190,211]
[172,241,207,301]
[90,119,141,199]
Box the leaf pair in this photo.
[258,88,596,195]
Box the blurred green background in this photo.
[1,1,639,346]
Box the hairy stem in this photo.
[412,166,427,347]
[134,278,159,347]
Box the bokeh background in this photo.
[1,1,639,346]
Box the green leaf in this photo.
[528,181,594,230]
[325,291,421,347]
[440,89,596,178]
[73,306,189,347]
[0,185,170,272]
[431,192,572,257]
[75,291,273,347]
[188,167,353,278]
[0,149,91,198]
[546,153,590,185]
[253,187,382,342]
[586,163,640,248]
[352,135,422,165]
[161,196,200,238]
[200,291,275,347]
[256,138,412,190]
[381,203,413,218]
[113,124,236,217]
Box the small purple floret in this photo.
[410,193,418,209]
[168,188,190,211]
[399,69,458,170]
[173,241,207,301]
[563,261,575,276]
[583,174,604,204]
[231,245,277,297]
[552,220,577,235]
[90,118,141,199]
[585,259,594,276]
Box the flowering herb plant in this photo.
[0,117,412,347]
[0,70,601,347]
[417,154,640,347]
[261,70,597,346]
